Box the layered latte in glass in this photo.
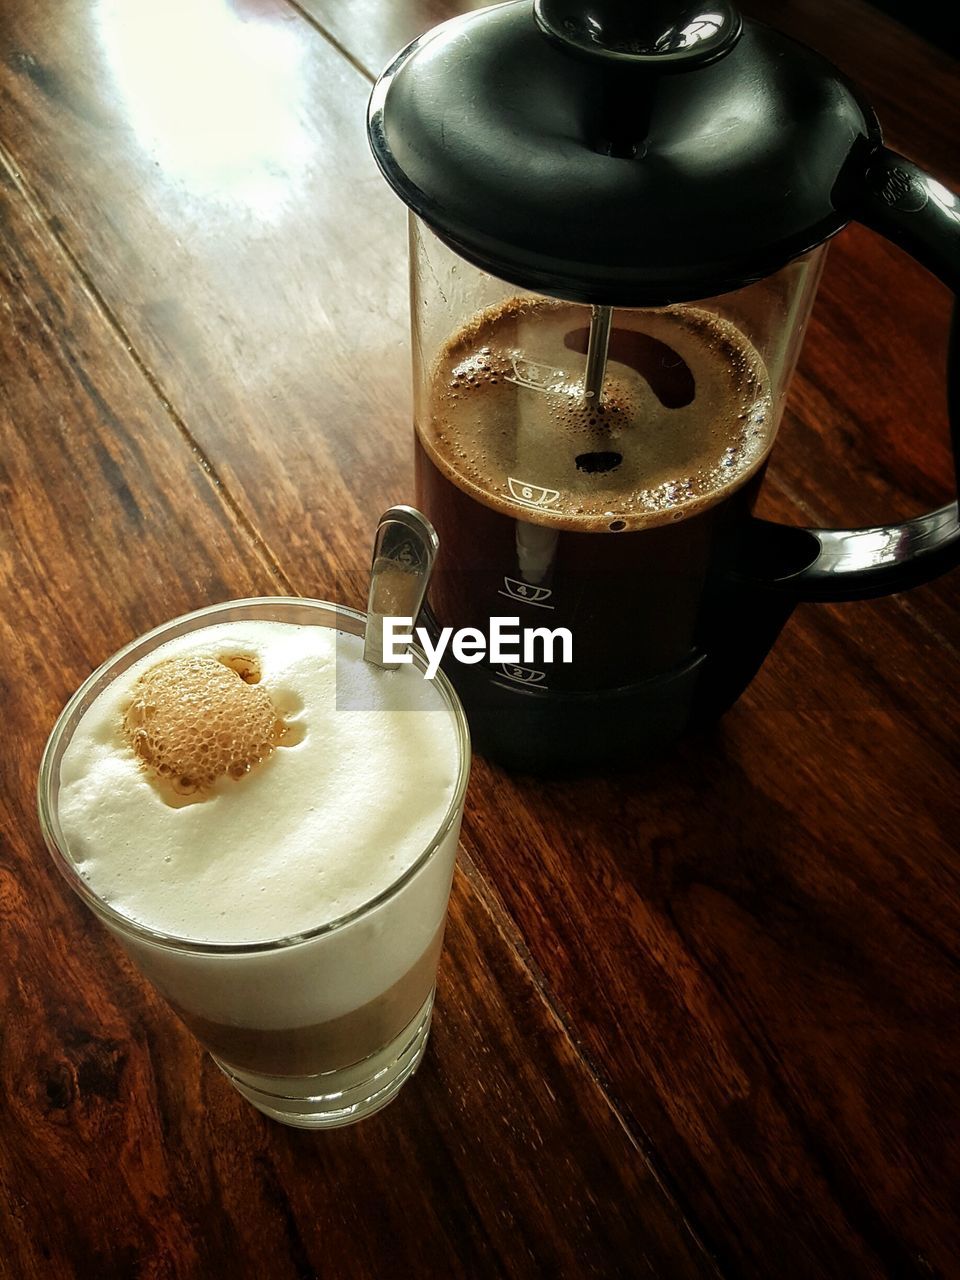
[38,598,470,1128]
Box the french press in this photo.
[367,1,960,770]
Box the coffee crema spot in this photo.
[121,654,287,803]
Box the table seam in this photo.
[457,843,728,1279]
[0,137,297,601]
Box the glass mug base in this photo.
[212,990,435,1129]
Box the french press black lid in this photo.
[371,1,882,304]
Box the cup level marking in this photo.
[506,355,568,394]
[498,663,548,686]
[507,476,560,509]
[497,591,554,611]
[498,576,554,609]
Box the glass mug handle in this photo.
[740,147,960,602]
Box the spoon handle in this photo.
[363,506,439,668]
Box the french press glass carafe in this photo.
[368,0,960,770]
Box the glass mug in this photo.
[38,598,471,1129]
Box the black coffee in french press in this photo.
[368,1,960,770]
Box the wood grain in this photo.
[0,149,713,1278]
[0,0,957,1277]
[460,594,960,1275]
[1,0,407,604]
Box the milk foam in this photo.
[58,621,461,945]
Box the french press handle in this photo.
[741,147,960,601]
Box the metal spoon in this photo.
[363,506,439,668]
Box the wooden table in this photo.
[0,2,957,1276]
